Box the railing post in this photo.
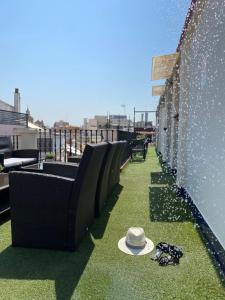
[85,130,87,145]
[54,129,57,160]
[59,129,62,161]
[91,130,93,143]
[80,130,82,153]
[44,127,47,155]
[69,130,72,156]
[39,129,42,161]
[64,129,67,162]
[49,129,52,153]
[112,130,114,142]
[12,135,15,149]
[16,135,19,150]
[101,130,103,142]
[75,129,77,155]
[95,130,98,144]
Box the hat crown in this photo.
[126,227,146,248]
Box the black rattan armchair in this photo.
[43,142,120,218]
[9,143,108,251]
[130,139,147,161]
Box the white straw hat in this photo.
[118,227,154,255]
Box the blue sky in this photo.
[0,0,190,126]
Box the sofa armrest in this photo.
[43,161,79,179]
[12,149,39,160]
[68,155,82,163]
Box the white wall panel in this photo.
[180,0,225,248]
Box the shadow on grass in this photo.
[0,234,94,300]
[151,150,225,289]
[0,185,123,300]
[130,152,146,163]
[149,186,194,222]
[91,184,123,239]
[130,160,146,164]
[151,171,174,185]
[196,224,225,288]
[150,150,193,222]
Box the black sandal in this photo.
[158,255,180,266]
[151,242,183,266]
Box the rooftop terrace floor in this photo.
[0,147,225,299]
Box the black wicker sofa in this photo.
[0,136,39,171]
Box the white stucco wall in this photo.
[179,0,225,248]
[158,103,167,159]
[169,72,179,170]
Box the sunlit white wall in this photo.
[179,0,225,248]
[169,70,180,170]
[158,103,167,160]
[156,103,162,154]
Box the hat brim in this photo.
[118,237,154,255]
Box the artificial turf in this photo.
[0,147,224,299]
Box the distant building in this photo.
[0,88,21,113]
[83,115,108,130]
[94,115,107,128]
[0,88,42,135]
[83,118,97,130]
[83,114,132,131]
[53,120,70,128]
[26,107,34,123]
[109,115,130,129]
[135,120,153,128]
[35,120,45,128]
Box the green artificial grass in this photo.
[0,147,225,299]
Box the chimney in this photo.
[14,88,21,113]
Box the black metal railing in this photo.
[0,109,28,127]
[37,128,118,162]
[12,135,20,150]
[0,135,20,151]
